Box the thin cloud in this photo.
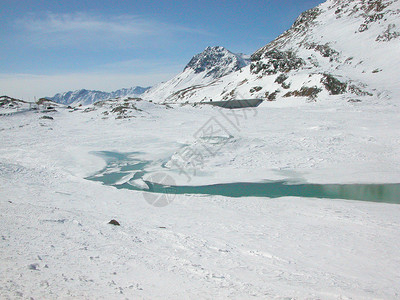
[19,13,158,35]
[15,12,210,49]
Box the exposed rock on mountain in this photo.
[0,96,27,108]
[77,97,171,120]
[0,96,32,114]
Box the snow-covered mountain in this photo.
[48,86,151,106]
[142,46,250,103]
[144,0,400,104]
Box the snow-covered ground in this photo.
[1,97,400,299]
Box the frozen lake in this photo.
[87,151,400,204]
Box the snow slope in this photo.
[48,86,151,106]
[144,0,400,104]
[142,46,250,103]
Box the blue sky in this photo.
[0,0,324,100]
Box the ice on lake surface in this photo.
[86,151,400,204]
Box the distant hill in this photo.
[48,86,151,106]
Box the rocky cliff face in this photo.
[246,0,400,102]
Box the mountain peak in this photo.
[184,46,250,78]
